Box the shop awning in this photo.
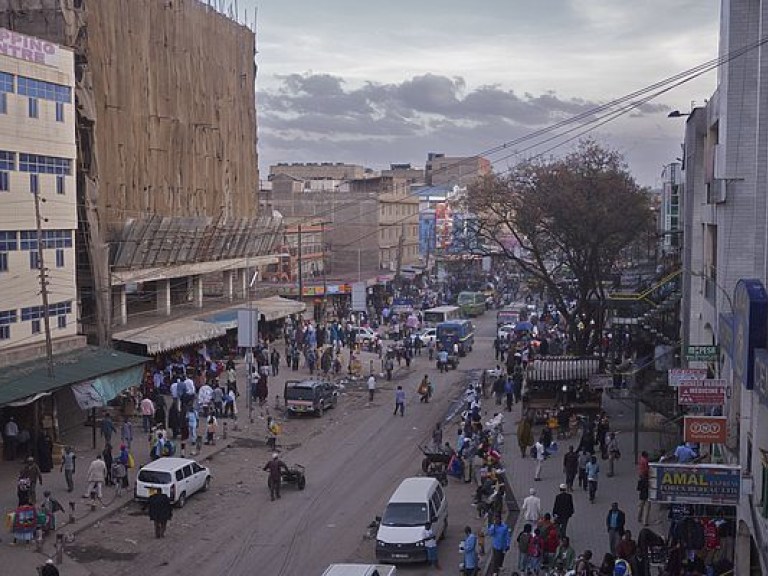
[113,297,306,354]
[113,319,228,355]
[0,346,149,407]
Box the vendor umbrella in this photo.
[515,321,534,332]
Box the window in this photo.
[28,97,38,118]
[29,173,38,194]
[29,251,39,270]
[0,252,6,272]
[55,101,64,122]
[31,319,41,334]
[19,153,72,175]
[55,248,64,268]
[18,76,71,103]
[0,309,17,339]
[0,232,16,251]
[57,315,66,329]
[0,151,15,171]
[0,92,6,115]
[21,301,72,321]
[56,174,65,195]
[0,72,14,93]
[0,326,8,340]
[20,230,72,250]
[0,171,8,192]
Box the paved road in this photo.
[59,315,503,576]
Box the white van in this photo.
[321,564,397,576]
[375,477,447,564]
[134,457,211,508]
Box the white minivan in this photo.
[375,477,447,564]
[134,457,211,508]
[322,565,396,576]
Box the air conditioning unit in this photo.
[707,180,727,204]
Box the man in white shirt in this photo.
[521,487,542,522]
[4,416,19,460]
[367,375,376,403]
[198,382,213,408]
[534,440,546,481]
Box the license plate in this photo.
[392,554,408,559]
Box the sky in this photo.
[237,0,720,188]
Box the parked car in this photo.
[284,379,339,417]
[497,323,517,339]
[134,457,211,508]
[410,328,436,347]
[351,327,378,345]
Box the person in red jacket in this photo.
[543,519,561,568]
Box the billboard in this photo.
[0,28,61,67]
[650,463,740,504]
[683,416,727,443]
[668,368,707,387]
[237,309,259,348]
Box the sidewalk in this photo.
[0,344,414,575]
[502,389,672,572]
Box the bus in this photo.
[422,305,461,326]
[457,291,486,317]
[497,303,527,326]
[436,320,475,356]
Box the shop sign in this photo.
[685,345,719,362]
[677,379,727,406]
[683,416,727,443]
[351,281,366,311]
[732,279,768,390]
[650,463,740,503]
[0,28,58,66]
[668,368,707,387]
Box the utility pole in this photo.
[321,221,328,322]
[33,191,54,377]
[297,224,303,305]
[394,222,405,282]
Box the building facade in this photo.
[270,162,367,181]
[680,1,768,572]
[0,29,78,360]
[424,152,491,187]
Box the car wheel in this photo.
[297,475,306,490]
[317,403,324,417]
[202,476,211,492]
[177,492,187,508]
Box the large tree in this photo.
[464,140,654,353]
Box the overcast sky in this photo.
[239,1,720,187]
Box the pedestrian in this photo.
[19,456,43,505]
[462,525,479,576]
[534,439,546,481]
[263,452,288,501]
[205,414,217,445]
[147,488,173,538]
[553,483,575,537]
[187,406,198,448]
[367,374,376,403]
[3,416,18,460]
[393,385,405,417]
[554,536,576,571]
[586,455,600,503]
[516,523,532,573]
[100,412,116,444]
[40,559,60,576]
[431,422,443,451]
[60,446,76,492]
[521,487,542,523]
[517,416,533,458]
[527,527,544,575]
[121,418,133,449]
[504,376,514,412]
[563,445,579,492]
[140,396,155,433]
[102,442,114,486]
[112,458,128,497]
[637,474,651,526]
[615,529,637,564]
[606,502,626,555]
[637,450,650,479]
[607,432,620,477]
[422,521,440,568]
[84,454,107,506]
[577,449,589,491]
[487,516,511,576]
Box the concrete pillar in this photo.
[234,268,247,299]
[112,285,127,326]
[223,270,235,301]
[157,278,171,316]
[192,274,203,309]
[735,521,752,576]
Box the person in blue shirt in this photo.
[486,516,511,576]
[462,525,479,575]
[586,455,600,503]
[674,441,696,463]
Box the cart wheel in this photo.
[297,475,306,490]
[421,457,431,474]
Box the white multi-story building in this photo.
[0,29,77,356]
[680,1,768,573]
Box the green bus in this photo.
[457,291,486,317]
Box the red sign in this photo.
[677,384,726,406]
[683,416,727,443]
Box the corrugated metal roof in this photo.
[0,346,149,406]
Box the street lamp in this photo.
[667,110,691,118]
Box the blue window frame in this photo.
[19,154,72,175]
[0,171,8,192]
[0,232,16,251]
[21,301,71,321]
[55,248,64,268]
[57,315,66,329]
[30,173,38,194]
[28,97,38,118]
[0,309,17,324]
[17,77,71,103]
[0,252,7,272]
[56,174,65,195]
[29,251,39,270]
[55,101,64,122]
[0,72,13,93]
[20,231,71,250]
[0,151,15,171]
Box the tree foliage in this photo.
[465,140,654,353]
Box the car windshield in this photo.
[138,470,172,484]
[286,387,316,401]
[382,503,428,527]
